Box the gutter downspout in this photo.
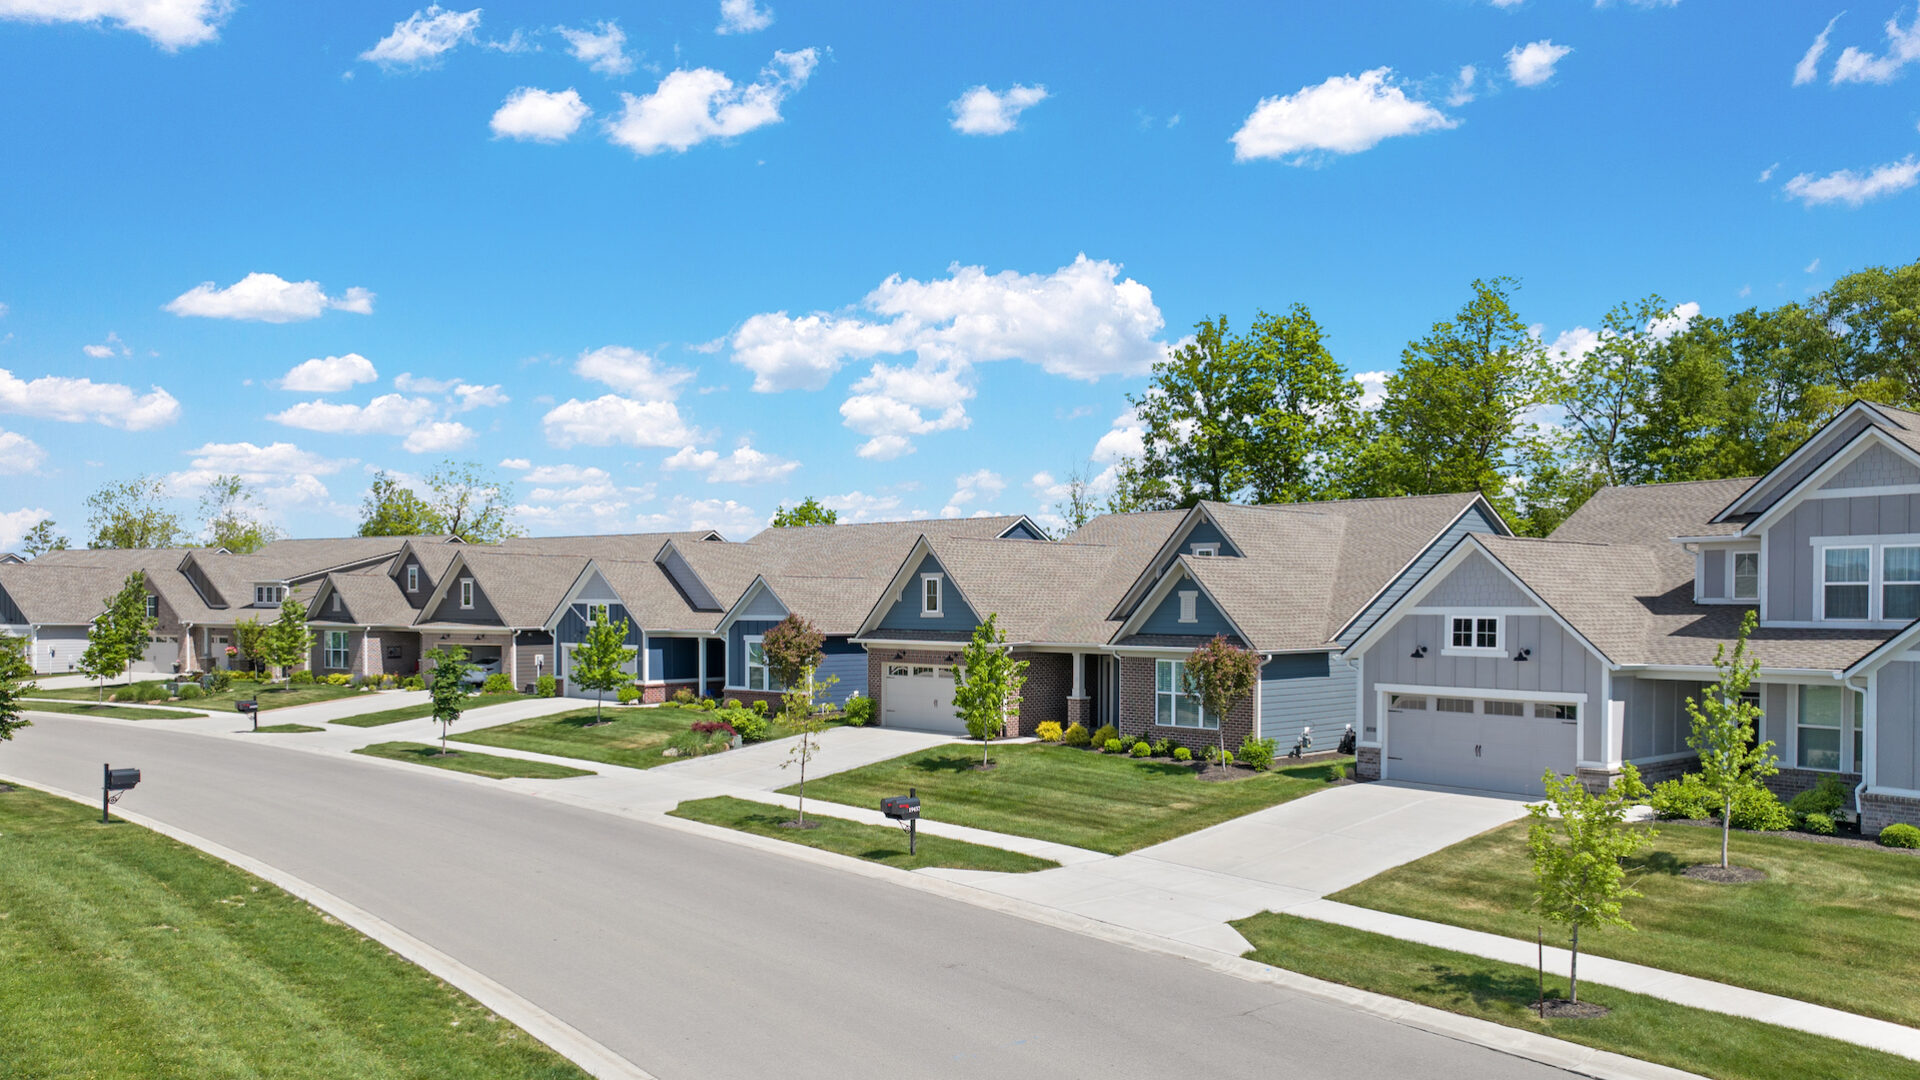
[1848,672,1872,823]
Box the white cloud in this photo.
[511,462,607,484]
[634,495,763,537]
[1795,14,1843,85]
[1649,301,1700,341]
[1231,68,1455,163]
[730,311,901,392]
[394,372,455,393]
[717,0,772,34]
[0,0,232,50]
[949,83,1049,135]
[541,394,703,448]
[0,367,179,429]
[573,345,695,399]
[605,48,818,154]
[1352,371,1392,411]
[0,429,46,474]
[1784,155,1920,206]
[360,5,481,69]
[662,442,799,483]
[1758,162,1778,182]
[1806,257,1823,274]
[0,506,51,550]
[839,360,972,459]
[941,468,1005,518]
[81,331,129,358]
[1506,39,1571,87]
[165,272,374,323]
[491,87,591,142]
[820,490,902,523]
[1447,65,1478,107]
[1832,8,1920,84]
[169,440,348,508]
[558,20,632,75]
[453,383,508,410]
[1090,407,1144,463]
[278,353,378,393]
[269,394,474,452]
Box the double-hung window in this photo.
[1445,615,1501,655]
[1154,659,1213,728]
[1731,551,1760,601]
[324,630,350,670]
[406,565,420,593]
[1885,546,1920,620]
[1796,685,1845,771]
[920,574,943,617]
[459,577,475,610]
[1822,547,1871,620]
[586,602,610,625]
[254,584,283,606]
[744,635,784,692]
[145,594,159,619]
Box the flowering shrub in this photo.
[691,719,737,737]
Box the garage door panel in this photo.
[882,664,964,734]
[1386,695,1577,797]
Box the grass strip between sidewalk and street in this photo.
[30,683,363,712]
[352,742,594,780]
[23,699,207,720]
[448,705,712,769]
[669,796,1058,873]
[330,693,531,728]
[1232,911,1920,1080]
[252,723,324,733]
[0,785,589,1080]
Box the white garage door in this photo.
[1385,693,1578,797]
[881,664,964,733]
[134,636,179,674]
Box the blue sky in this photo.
[1,0,1916,545]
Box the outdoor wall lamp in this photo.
[892,651,905,660]
[1410,645,1427,658]
[942,653,955,662]
[1513,648,1532,662]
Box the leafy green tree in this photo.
[1051,464,1097,531]
[261,597,313,684]
[761,613,825,701]
[0,633,37,745]
[359,471,443,537]
[80,572,157,697]
[230,616,270,675]
[952,613,1029,767]
[426,460,519,544]
[1683,610,1778,869]
[571,610,636,724]
[1561,296,1674,488]
[21,519,68,558]
[1821,260,1920,400]
[424,645,473,753]
[86,475,184,549]
[1526,769,1654,1005]
[1242,304,1364,504]
[200,475,281,554]
[770,496,838,528]
[1182,634,1259,766]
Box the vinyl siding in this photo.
[817,637,865,704]
[428,573,502,625]
[1765,493,1920,621]
[1259,652,1355,751]
[32,625,90,673]
[873,553,979,634]
[555,602,643,647]
[737,583,789,621]
[1338,504,1504,645]
[1612,674,1711,761]
[1740,409,1880,512]
[727,619,780,686]
[1135,576,1237,638]
[1001,520,1047,541]
[659,546,719,610]
[1821,442,1920,489]
[1417,548,1533,609]
[1878,660,1920,791]
[1701,549,1726,599]
[647,635,700,681]
[0,583,24,625]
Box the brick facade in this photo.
[640,680,702,704]
[1766,766,1860,803]
[1116,655,1256,755]
[1861,791,1920,835]
[1356,745,1381,780]
[1012,651,1071,737]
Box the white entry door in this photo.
[1385,693,1579,796]
[881,664,964,733]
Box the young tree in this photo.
[1526,769,1654,1005]
[1182,635,1259,767]
[0,633,35,746]
[770,496,837,528]
[80,572,157,697]
[1684,610,1778,869]
[86,475,184,549]
[261,596,314,685]
[424,645,473,753]
[760,613,825,705]
[230,616,270,675]
[571,609,636,724]
[1051,464,1097,531]
[952,613,1029,768]
[780,695,832,829]
[21,519,69,557]
[359,471,443,537]
[200,474,281,554]
[426,460,519,544]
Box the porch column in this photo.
[1071,652,1086,697]
[509,633,519,689]
[1066,651,1091,728]
[639,630,649,682]
[697,638,708,697]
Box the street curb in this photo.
[0,773,657,1080]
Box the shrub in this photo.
[1128,741,1150,758]
[666,729,723,758]
[1801,811,1836,835]
[1648,773,1717,820]
[481,673,515,695]
[323,673,350,686]
[1103,738,1123,754]
[1221,750,1235,766]
[1878,823,1920,848]
[1330,762,1347,782]
[290,670,315,686]
[1034,720,1063,743]
[176,683,204,700]
[672,687,696,705]
[616,684,641,705]
[1237,735,1277,772]
[1173,745,1192,762]
[402,675,425,691]
[536,674,556,698]
[1790,775,1850,821]
[1150,738,1172,757]
[691,719,737,737]
[1089,724,1117,748]
[379,673,398,690]
[1730,784,1793,831]
[1061,722,1090,748]
[724,698,743,710]
[206,670,233,692]
[727,707,772,743]
[696,697,715,711]
[751,699,770,716]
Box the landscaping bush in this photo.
[672,688,696,705]
[1730,785,1793,831]
[726,707,772,743]
[617,684,640,705]
[691,719,737,738]
[1150,738,1172,757]
[751,699,770,716]
[290,670,315,686]
[323,673,349,686]
[666,729,727,758]
[176,683,204,700]
[536,673,557,698]
[1237,735,1277,772]
[1061,722,1090,747]
[1330,762,1347,782]
[698,697,716,711]
[1035,721,1063,743]
[1089,724,1117,748]
[1221,750,1235,766]
[1172,745,1192,762]
[841,694,874,727]
[1790,776,1850,822]
[1128,741,1150,758]
[402,675,425,691]
[1879,823,1920,849]
[1103,738,1123,754]
[206,670,233,692]
[1801,811,1836,835]
[724,697,743,710]
[481,673,514,695]
[1648,773,1718,820]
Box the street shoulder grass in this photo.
[670,796,1058,873]
[353,742,594,780]
[1329,819,1920,1024]
[0,785,589,1080]
[32,682,364,712]
[253,723,324,733]
[1232,912,1919,1080]
[23,699,207,720]
[331,692,531,727]
[788,743,1351,855]
[448,705,713,769]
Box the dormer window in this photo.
[406,565,419,593]
[1190,543,1219,557]
[920,574,943,617]
[586,602,609,624]
[1731,551,1759,601]
[459,577,475,610]
[1178,590,1199,623]
[253,585,285,606]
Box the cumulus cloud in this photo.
[605,47,818,154]
[820,490,903,523]
[1447,65,1478,106]
[0,429,46,474]
[573,345,695,399]
[839,360,972,460]
[1832,8,1920,84]
[0,0,232,50]
[1784,155,1920,206]
[394,373,454,393]
[949,83,1049,135]
[0,506,52,550]
[491,87,591,141]
[270,394,474,452]
[0,367,179,429]
[541,395,703,448]
[662,442,799,483]
[1506,39,1571,87]
[1090,407,1145,464]
[360,5,481,69]
[165,272,374,323]
[717,0,772,34]
[278,353,378,393]
[453,383,508,410]
[941,468,1005,518]
[82,331,129,358]
[1796,14,1843,85]
[1231,68,1455,163]
[1352,371,1392,410]
[169,440,348,508]
[634,495,763,537]
[558,20,632,75]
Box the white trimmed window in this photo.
[1190,543,1219,557]
[745,635,784,692]
[1796,685,1845,771]
[920,574,943,617]
[459,577,475,610]
[145,594,159,618]
[1155,659,1214,729]
[253,584,284,605]
[324,630,350,670]
[1444,615,1502,656]
[586,602,610,624]
[406,565,420,593]
[1822,547,1870,620]
[1178,590,1198,623]
[1885,546,1920,620]
[1731,551,1760,601]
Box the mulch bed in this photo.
[1535,998,1611,1019]
[1682,864,1768,884]
[1194,763,1258,783]
[1662,816,1919,857]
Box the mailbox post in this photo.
[881,787,921,855]
[236,698,259,732]
[102,763,140,823]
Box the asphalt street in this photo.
[1,717,1577,1080]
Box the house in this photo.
[0,552,23,565]
[1343,401,1920,833]
[6,547,214,672]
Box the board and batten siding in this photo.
[1877,659,1920,792]
[1611,674,1711,762]
[1259,651,1355,751]
[1765,492,1920,621]
[873,553,979,634]
[427,572,502,625]
[726,619,780,687]
[1739,409,1881,513]
[1337,504,1504,646]
[1701,549,1727,599]
[0,584,26,625]
[554,603,643,647]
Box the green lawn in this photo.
[352,742,594,780]
[1330,820,1920,1025]
[1233,912,1917,1080]
[448,705,714,770]
[253,723,324,733]
[22,699,207,720]
[669,796,1058,873]
[330,693,532,728]
[33,682,366,713]
[0,785,588,1080]
[788,744,1352,855]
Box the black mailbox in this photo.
[105,768,141,791]
[881,795,920,820]
[234,700,258,714]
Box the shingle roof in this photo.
[0,563,129,623]
[498,531,717,559]
[250,535,445,576]
[311,568,420,628]
[424,550,592,628]
[918,537,1126,642]
[14,548,216,624]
